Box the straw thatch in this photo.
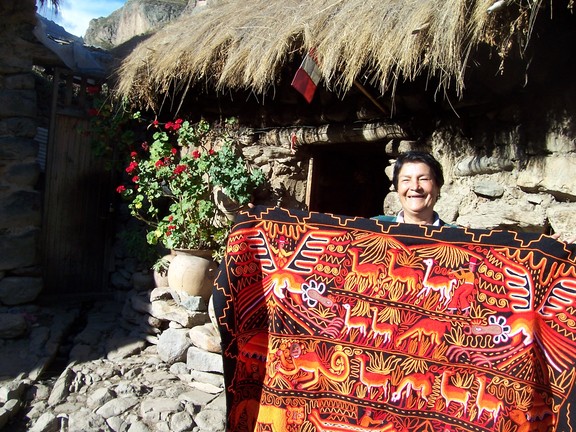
[116,0,553,109]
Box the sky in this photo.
[38,0,126,38]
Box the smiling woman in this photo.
[374,151,447,226]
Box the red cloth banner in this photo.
[214,206,576,431]
[291,49,321,103]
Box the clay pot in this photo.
[213,186,247,221]
[167,249,217,302]
[153,254,173,288]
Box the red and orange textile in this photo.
[213,206,576,431]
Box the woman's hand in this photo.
[551,233,576,244]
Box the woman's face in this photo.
[396,161,440,224]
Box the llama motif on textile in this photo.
[214,206,576,431]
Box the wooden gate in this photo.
[41,113,113,296]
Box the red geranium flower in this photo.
[192,150,200,159]
[132,176,139,183]
[125,161,138,173]
[130,151,138,158]
[171,148,177,155]
[141,141,149,151]
[155,159,165,168]
[116,185,126,193]
[173,165,187,175]
[86,85,101,95]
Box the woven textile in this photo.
[213,206,576,431]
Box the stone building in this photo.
[116,0,576,240]
[2,0,576,304]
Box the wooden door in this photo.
[41,113,113,296]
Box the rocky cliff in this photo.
[84,0,188,49]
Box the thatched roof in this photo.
[116,0,556,110]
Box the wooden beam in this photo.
[353,81,389,117]
[305,157,314,209]
[256,121,409,148]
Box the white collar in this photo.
[396,210,441,226]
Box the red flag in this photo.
[291,50,321,103]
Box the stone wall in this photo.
[0,0,43,306]
[236,84,576,242]
[240,138,310,211]
[382,102,576,240]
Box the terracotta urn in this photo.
[153,254,173,288]
[213,185,247,221]
[167,249,217,302]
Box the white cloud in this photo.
[39,0,125,38]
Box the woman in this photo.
[374,151,446,226]
[374,151,575,242]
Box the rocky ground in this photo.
[0,286,228,432]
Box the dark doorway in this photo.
[308,144,390,218]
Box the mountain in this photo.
[84,0,188,49]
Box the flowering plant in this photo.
[87,85,138,171]
[116,117,265,259]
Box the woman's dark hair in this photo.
[392,151,444,190]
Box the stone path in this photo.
[0,288,227,432]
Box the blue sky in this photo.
[38,0,125,38]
